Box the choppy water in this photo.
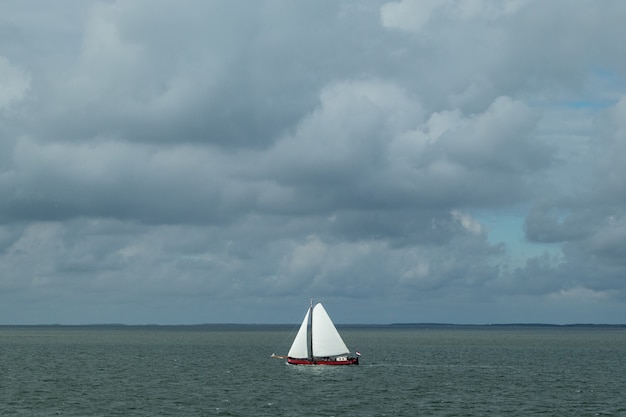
[1,326,625,416]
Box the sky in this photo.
[1,0,626,325]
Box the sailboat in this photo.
[272,301,359,365]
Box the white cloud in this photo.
[381,0,528,32]
[0,56,30,109]
[451,210,483,235]
[380,0,440,31]
[550,286,608,303]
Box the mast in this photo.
[307,298,313,360]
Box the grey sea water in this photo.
[1,326,625,416]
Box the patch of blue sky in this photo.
[476,212,563,268]
[530,67,624,110]
[559,99,616,109]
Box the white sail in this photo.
[311,303,350,357]
[287,307,310,358]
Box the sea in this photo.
[1,325,625,416]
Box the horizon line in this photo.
[1,322,625,328]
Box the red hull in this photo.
[287,357,359,366]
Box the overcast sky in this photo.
[2,0,626,325]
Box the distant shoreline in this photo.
[1,323,625,330]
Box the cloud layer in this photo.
[1,0,626,324]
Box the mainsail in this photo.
[311,303,350,357]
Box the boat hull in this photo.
[287,357,359,366]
